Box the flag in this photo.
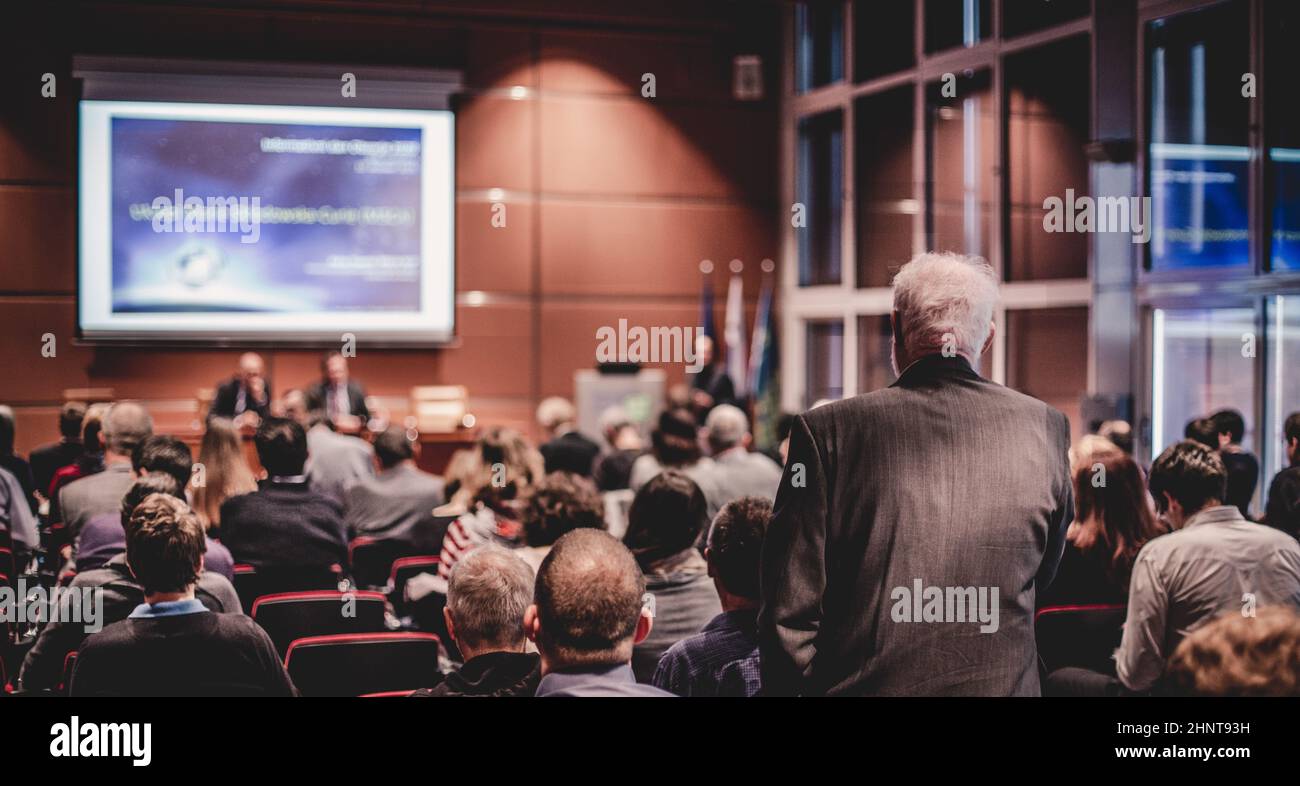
[724,271,747,394]
[699,268,717,348]
[749,273,781,450]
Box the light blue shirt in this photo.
[128,598,210,618]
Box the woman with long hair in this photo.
[190,418,258,536]
[1039,444,1165,607]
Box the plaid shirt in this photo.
[652,608,761,697]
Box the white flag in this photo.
[724,273,747,394]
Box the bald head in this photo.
[102,402,153,457]
[531,529,646,668]
[238,352,264,379]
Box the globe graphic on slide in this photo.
[176,247,223,288]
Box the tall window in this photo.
[806,321,845,407]
[925,0,990,53]
[1268,2,1300,271]
[796,2,844,93]
[797,110,844,286]
[856,87,915,288]
[927,70,995,263]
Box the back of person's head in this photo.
[474,427,544,503]
[536,397,577,434]
[1070,451,1162,582]
[522,472,606,548]
[132,434,193,491]
[102,402,154,457]
[60,401,88,441]
[890,252,998,365]
[532,529,646,667]
[1097,419,1133,455]
[1149,440,1228,518]
[624,470,709,568]
[81,403,111,453]
[599,405,632,444]
[707,496,772,600]
[1069,434,1123,475]
[281,389,310,425]
[255,417,308,478]
[0,404,14,455]
[650,407,701,467]
[1209,409,1246,445]
[120,473,183,528]
[1286,412,1300,447]
[1164,606,1300,696]
[124,494,206,595]
[373,426,415,470]
[705,404,750,454]
[193,419,257,530]
[447,545,535,654]
[1184,417,1218,448]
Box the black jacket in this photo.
[19,554,241,692]
[209,376,273,420]
[28,440,83,498]
[220,480,349,572]
[306,380,370,422]
[540,431,601,477]
[411,652,540,697]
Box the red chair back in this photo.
[251,590,388,657]
[284,632,442,697]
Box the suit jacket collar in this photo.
[893,353,980,387]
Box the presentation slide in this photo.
[79,100,454,342]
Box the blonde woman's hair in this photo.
[190,418,258,532]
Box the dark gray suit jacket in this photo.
[759,354,1072,696]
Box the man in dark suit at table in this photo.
[209,352,272,425]
[537,397,601,478]
[759,252,1073,697]
[306,351,370,432]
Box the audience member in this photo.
[760,252,1073,696]
[219,417,348,573]
[437,427,544,581]
[1097,419,1134,455]
[285,388,374,505]
[623,470,722,682]
[536,397,601,478]
[700,404,782,512]
[0,404,38,513]
[1184,416,1217,448]
[628,407,718,500]
[1162,606,1300,697]
[58,402,153,537]
[1038,449,1163,608]
[47,403,109,523]
[189,417,258,535]
[28,400,87,498]
[654,496,770,697]
[1116,440,1300,693]
[209,352,272,425]
[69,494,295,697]
[412,546,541,697]
[591,405,645,492]
[1263,412,1300,540]
[1209,408,1260,518]
[20,498,242,693]
[305,351,369,430]
[0,460,38,553]
[345,426,445,546]
[526,529,673,696]
[518,471,606,572]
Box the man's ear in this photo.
[443,607,457,645]
[703,547,715,579]
[980,321,996,356]
[523,604,541,644]
[633,607,654,646]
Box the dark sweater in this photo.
[411,651,540,697]
[219,480,348,571]
[69,610,296,697]
[1036,542,1131,609]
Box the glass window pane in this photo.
[798,110,844,286]
[855,87,915,288]
[1006,307,1089,439]
[925,0,990,53]
[806,320,844,407]
[927,70,995,263]
[1266,296,1300,485]
[1147,1,1251,271]
[854,0,914,82]
[1268,2,1300,271]
[1002,0,1089,39]
[857,314,897,393]
[1151,306,1257,462]
[1006,36,1090,281]
[796,1,845,93]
